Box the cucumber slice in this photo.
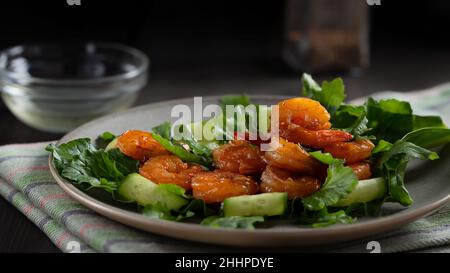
[105,138,118,151]
[118,173,188,210]
[334,177,387,207]
[223,192,288,217]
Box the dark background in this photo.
[1,0,450,252]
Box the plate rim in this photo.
[48,94,450,247]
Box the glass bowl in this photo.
[0,42,149,133]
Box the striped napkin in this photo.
[0,143,227,253]
[1,84,450,253]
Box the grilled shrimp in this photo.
[117,130,170,161]
[191,171,259,203]
[278,98,353,147]
[323,139,375,164]
[279,98,332,130]
[139,155,204,190]
[212,140,266,175]
[264,138,323,175]
[280,124,353,148]
[260,165,321,199]
[348,162,372,180]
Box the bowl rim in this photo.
[0,41,149,86]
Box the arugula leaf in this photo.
[142,203,182,221]
[413,115,446,130]
[309,151,342,165]
[401,127,450,148]
[332,105,370,136]
[299,208,354,228]
[378,140,439,206]
[219,95,251,108]
[142,203,195,221]
[365,98,414,143]
[220,95,259,137]
[152,121,171,139]
[95,132,116,149]
[180,198,215,218]
[345,197,388,217]
[46,139,139,193]
[181,138,213,158]
[333,99,447,142]
[303,151,358,211]
[372,140,393,154]
[153,120,218,163]
[302,73,322,95]
[302,73,345,114]
[151,133,212,167]
[372,130,445,207]
[321,79,346,113]
[107,148,139,174]
[200,216,264,230]
[379,141,439,166]
[99,131,116,143]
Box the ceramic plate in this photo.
[49,95,450,247]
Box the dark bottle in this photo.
[283,0,369,72]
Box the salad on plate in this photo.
[47,74,450,229]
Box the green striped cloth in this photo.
[1,84,450,253]
[0,143,226,253]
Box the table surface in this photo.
[1,44,450,252]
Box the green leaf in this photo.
[95,132,116,149]
[142,203,175,220]
[107,148,139,175]
[219,95,251,108]
[345,197,388,217]
[302,74,346,114]
[309,151,343,165]
[302,73,322,95]
[142,203,194,221]
[378,140,439,206]
[332,105,370,136]
[372,140,393,154]
[99,131,116,143]
[200,216,264,230]
[46,139,139,193]
[179,198,215,218]
[365,98,414,143]
[157,183,189,199]
[46,138,93,171]
[182,138,213,159]
[83,151,124,182]
[379,141,439,166]
[302,151,358,211]
[151,133,212,167]
[220,96,260,136]
[152,121,172,139]
[320,79,346,113]
[299,208,354,228]
[401,127,450,149]
[413,115,446,130]
[155,121,218,162]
